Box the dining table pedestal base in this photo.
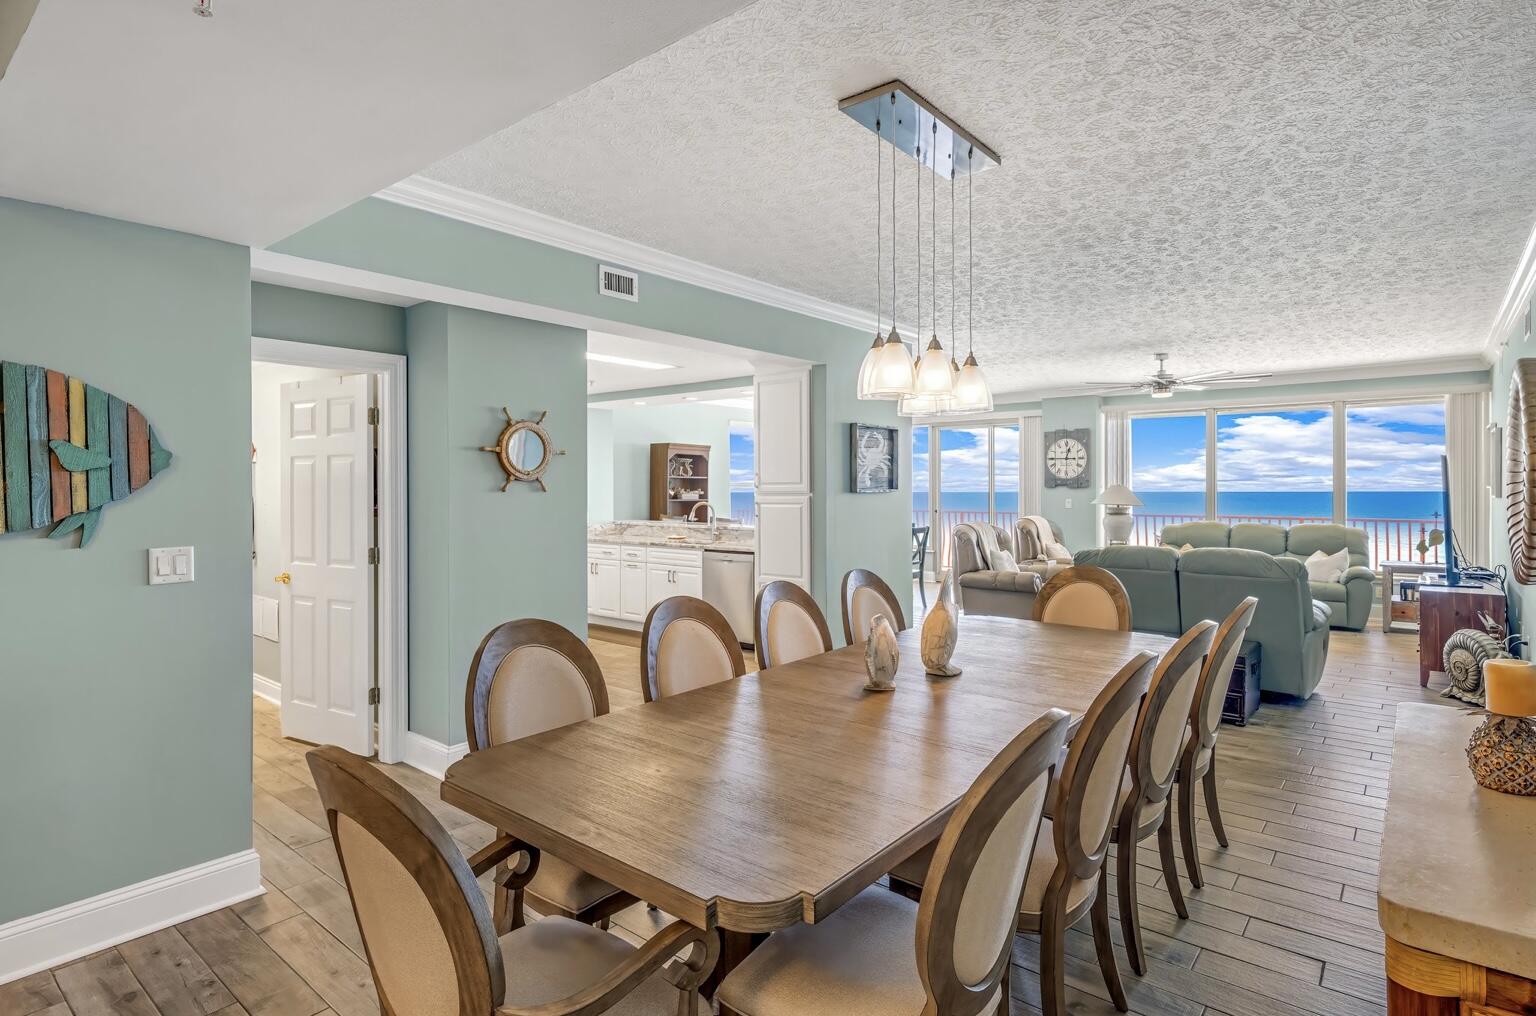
[703,928,768,1001]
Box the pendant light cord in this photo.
[890,96,897,334]
[950,161,956,345]
[875,116,881,339]
[931,122,937,339]
[967,147,974,358]
[915,129,920,337]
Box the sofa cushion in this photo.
[1309,580,1347,603]
[1303,547,1349,583]
[1230,524,1288,556]
[959,570,1043,593]
[989,547,1020,572]
[1161,522,1231,548]
[1288,523,1369,570]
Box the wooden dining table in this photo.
[441,614,1171,986]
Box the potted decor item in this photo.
[921,570,962,677]
[863,614,900,692]
[1468,658,1536,796]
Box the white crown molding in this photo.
[991,354,1492,406]
[0,850,261,986]
[376,176,881,335]
[1484,217,1536,365]
[402,732,469,781]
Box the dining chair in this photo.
[1112,619,1217,976]
[888,651,1156,1016]
[464,619,636,933]
[840,568,908,645]
[641,595,747,702]
[912,525,930,608]
[1032,565,1132,631]
[715,709,1072,1016]
[306,746,716,1016]
[1178,596,1259,889]
[754,579,834,669]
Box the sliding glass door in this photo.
[915,422,1023,574]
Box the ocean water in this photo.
[909,490,1445,521]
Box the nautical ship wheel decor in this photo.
[482,409,564,492]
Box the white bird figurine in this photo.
[921,570,962,677]
[863,614,900,691]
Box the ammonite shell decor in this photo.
[1467,715,1536,796]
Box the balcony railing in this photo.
[1130,513,1443,571]
[913,509,1020,571]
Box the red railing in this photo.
[1130,513,1443,571]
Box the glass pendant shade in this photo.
[951,352,993,413]
[856,333,886,400]
[867,327,915,398]
[913,337,954,396]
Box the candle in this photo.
[1484,659,1536,717]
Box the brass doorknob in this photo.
[274,572,291,585]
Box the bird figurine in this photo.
[863,614,900,691]
[921,570,962,677]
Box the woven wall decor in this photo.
[1506,358,1536,584]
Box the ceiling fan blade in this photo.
[1206,373,1274,383]
[1173,383,1208,391]
[1082,385,1148,395]
[1080,381,1148,388]
[1174,369,1234,382]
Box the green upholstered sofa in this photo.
[1074,544,1332,699]
[1161,522,1374,630]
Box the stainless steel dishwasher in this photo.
[703,550,755,647]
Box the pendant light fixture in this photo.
[912,118,954,399]
[900,131,955,419]
[868,94,917,398]
[951,145,994,413]
[855,114,885,400]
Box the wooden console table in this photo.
[1417,582,1507,687]
[1380,706,1536,1015]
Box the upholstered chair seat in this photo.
[643,596,747,702]
[1032,566,1132,632]
[840,568,908,645]
[524,855,627,918]
[754,580,834,669]
[500,917,707,1015]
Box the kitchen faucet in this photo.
[689,499,717,536]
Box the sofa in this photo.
[1161,522,1373,630]
[1074,544,1332,698]
[951,520,1069,619]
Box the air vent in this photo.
[599,265,639,302]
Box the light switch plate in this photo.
[149,546,195,585]
[1064,498,1073,509]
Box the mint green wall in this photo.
[1040,396,1103,550]
[1490,300,1535,647]
[251,281,406,355]
[0,199,252,923]
[587,408,615,523]
[406,304,587,744]
[604,402,742,521]
[274,198,912,633]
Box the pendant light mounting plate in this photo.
[839,80,1000,178]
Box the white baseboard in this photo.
[252,672,281,706]
[0,849,262,986]
[402,732,469,780]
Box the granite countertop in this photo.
[1378,703,1536,979]
[588,520,754,552]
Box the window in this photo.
[1215,407,1333,525]
[728,420,755,523]
[1345,402,1446,564]
[1129,413,1207,543]
[915,422,1025,571]
[911,425,930,532]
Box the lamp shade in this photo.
[1093,484,1143,508]
[898,391,953,417]
[856,334,885,400]
[950,352,993,413]
[913,338,955,396]
[867,328,916,398]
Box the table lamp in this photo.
[1094,484,1144,545]
[1467,658,1536,796]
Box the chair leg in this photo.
[1157,803,1188,920]
[1091,870,1128,1012]
[1115,818,1145,977]
[1177,761,1204,890]
[996,957,1012,1016]
[1038,898,1069,1016]
[1203,753,1228,848]
[494,880,525,934]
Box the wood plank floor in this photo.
[6,617,1469,1016]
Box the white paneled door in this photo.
[278,375,374,754]
[753,369,812,590]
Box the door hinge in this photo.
[368,546,379,565]
[368,687,380,706]
[367,406,380,426]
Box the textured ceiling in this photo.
[423,0,1536,396]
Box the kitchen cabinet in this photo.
[588,558,620,618]
[619,560,648,620]
[590,540,711,625]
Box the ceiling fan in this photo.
[1083,353,1273,399]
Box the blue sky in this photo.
[729,422,754,488]
[1132,403,1446,491]
[910,424,1019,493]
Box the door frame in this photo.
[251,337,408,765]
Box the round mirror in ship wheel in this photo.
[1441,629,1510,707]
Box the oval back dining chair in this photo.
[464,619,635,932]
[1112,619,1217,976]
[840,568,908,645]
[1178,596,1258,890]
[642,595,747,702]
[1032,565,1132,631]
[307,746,715,1016]
[715,710,1072,1016]
[754,579,834,670]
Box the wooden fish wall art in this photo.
[0,361,172,548]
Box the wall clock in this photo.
[1507,359,1536,583]
[1044,428,1091,489]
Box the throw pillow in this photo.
[1304,547,1349,583]
[1041,539,1072,563]
[989,547,1021,572]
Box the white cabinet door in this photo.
[754,370,811,494]
[674,566,703,600]
[755,494,812,591]
[620,561,648,620]
[646,564,672,611]
[589,559,620,618]
[278,374,373,755]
